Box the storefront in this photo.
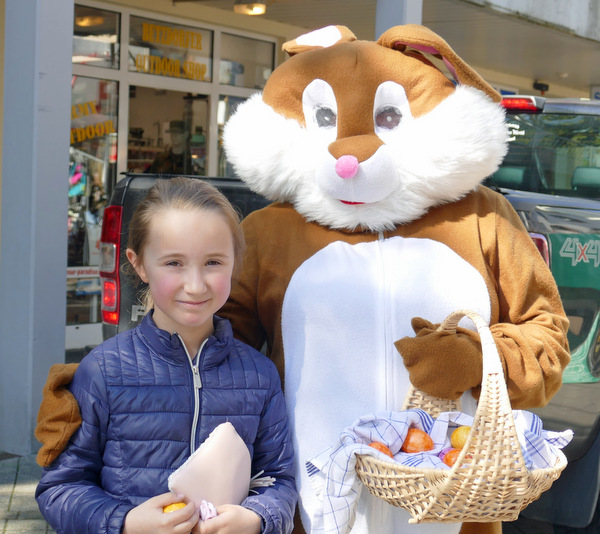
[67,1,276,357]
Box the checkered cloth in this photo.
[305,409,573,534]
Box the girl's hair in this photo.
[126,177,246,310]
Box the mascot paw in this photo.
[35,363,81,467]
[394,317,483,400]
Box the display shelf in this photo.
[127,144,164,153]
[128,136,166,170]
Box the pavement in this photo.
[0,452,55,533]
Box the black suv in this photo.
[488,96,600,532]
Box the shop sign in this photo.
[67,266,99,279]
[129,16,213,82]
[71,99,116,144]
[134,53,208,81]
[142,22,204,50]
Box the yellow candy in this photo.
[163,502,186,513]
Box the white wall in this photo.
[375,0,422,38]
[479,0,600,41]
[0,0,73,455]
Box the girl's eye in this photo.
[207,260,222,266]
[315,106,337,128]
[166,261,181,267]
[375,106,402,129]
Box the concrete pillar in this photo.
[0,0,73,455]
[375,0,423,39]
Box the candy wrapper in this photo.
[168,422,251,508]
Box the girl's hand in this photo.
[123,492,199,534]
[192,504,261,534]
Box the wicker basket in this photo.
[355,309,568,524]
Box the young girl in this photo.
[36,177,297,534]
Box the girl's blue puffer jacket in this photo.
[36,312,297,534]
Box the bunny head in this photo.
[224,25,508,231]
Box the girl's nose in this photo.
[185,269,206,293]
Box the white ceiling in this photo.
[190,0,600,96]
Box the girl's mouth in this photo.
[180,300,207,307]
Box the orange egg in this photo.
[163,502,187,513]
[401,428,434,453]
[369,441,394,458]
[441,448,462,467]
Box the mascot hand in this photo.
[35,363,81,467]
[394,317,483,400]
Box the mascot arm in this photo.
[35,363,81,467]
[397,193,570,408]
[488,200,570,408]
[490,195,570,408]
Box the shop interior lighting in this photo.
[75,16,105,27]
[233,0,267,15]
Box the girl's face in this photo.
[127,207,235,353]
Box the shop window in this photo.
[68,77,119,325]
[73,5,120,69]
[220,33,274,89]
[129,16,213,82]
[128,86,208,175]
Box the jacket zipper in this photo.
[177,335,208,454]
[378,230,395,410]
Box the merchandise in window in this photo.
[128,86,208,176]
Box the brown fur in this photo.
[35,363,81,466]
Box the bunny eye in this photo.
[315,106,337,128]
[375,106,402,130]
[373,81,412,139]
[303,79,338,140]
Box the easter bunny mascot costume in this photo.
[220,24,570,534]
[36,24,569,534]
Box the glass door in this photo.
[67,75,119,359]
[127,86,208,176]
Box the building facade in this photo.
[1,0,600,456]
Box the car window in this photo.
[487,113,600,198]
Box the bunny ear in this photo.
[378,24,501,103]
[283,25,357,56]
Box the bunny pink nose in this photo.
[335,155,359,179]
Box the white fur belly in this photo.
[282,236,490,533]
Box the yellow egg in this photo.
[450,425,471,449]
[163,502,187,513]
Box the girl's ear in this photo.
[126,248,148,283]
